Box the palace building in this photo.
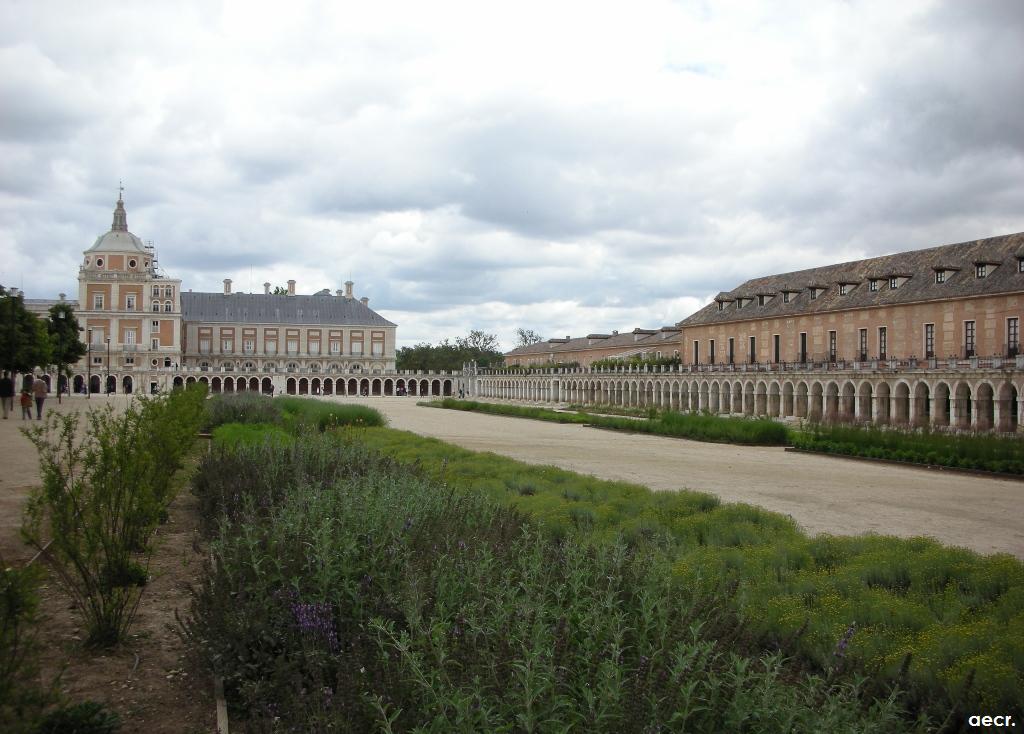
[43,195,427,397]
[490,232,1023,432]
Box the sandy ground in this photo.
[330,397,1024,558]
[0,394,214,733]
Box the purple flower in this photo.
[290,600,340,652]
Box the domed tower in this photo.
[75,192,183,394]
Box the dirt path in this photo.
[0,395,214,732]
[333,397,1024,558]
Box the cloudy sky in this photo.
[2,1,1022,348]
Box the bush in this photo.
[184,434,911,732]
[276,397,387,431]
[0,558,51,732]
[22,388,205,647]
[203,391,280,431]
[36,701,120,734]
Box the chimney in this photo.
[565,335,570,340]
[223,278,232,295]
[360,296,369,306]
[264,282,271,295]
[287,279,296,296]
[344,280,354,299]
[59,293,66,301]
[335,289,343,297]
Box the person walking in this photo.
[32,377,48,420]
[0,371,13,419]
[20,390,32,420]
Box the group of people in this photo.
[0,371,50,421]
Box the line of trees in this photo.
[0,286,86,390]
[397,330,505,371]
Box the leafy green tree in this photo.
[272,286,289,295]
[46,303,86,402]
[0,286,52,374]
[515,328,544,347]
[397,330,504,371]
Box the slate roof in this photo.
[181,292,397,327]
[505,327,680,358]
[680,232,1024,327]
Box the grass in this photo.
[184,431,915,732]
[433,398,790,445]
[353,426,1024,720]
[792,423,1024,474]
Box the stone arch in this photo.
[74,375,85,394]
[743,381,755,416]
[444,379,453,396]
[323,378,333,395]
[262,377,274,395]
[768,381,781,417]
[876,381,891,424]
[840,381,856,420]
[384,379,393,396]
[431,379,441,396]
[710,380,721,413]
[286,377,296,395]
[236,377,248,392]
[186,376,197,386]
[809,382,824,421]
[824,381,840,421]
[105,375,117,394]
[198,376,209,387]
[913,381,931,426]
[755,381,768,416]
[721,381,732,413]
[795,381,808,418]
[171,376,182,390]
[893,381,911,424]
[225,376,237,393]
[212,376,222,394]
[997,382,1018,432]
[369,378,379,396]
[699,381,710,412]
[782,381,794,417]
[361,378,371,396]
[976,382,995,431]
[857,381,873,423]
[125,375,135,393]
[348,378,358,395]
[932,382,951,427]
[298,377,309,395]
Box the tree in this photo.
[272,286,289,295]
[396,330,504,371]
[47,303,86,402]
[0,286,52,375]
[515,328,544,348]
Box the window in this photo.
[352,342,363,356]
[831,330,839,362]
[709,339,716,364]
[728,337,735,364]
[858,329,867,361]
[878,327,887,360]
[126,294,136,311]
[976,264,987,278]
[90,329,104,345]
[693,340,700,365]
[151,338,160,350]
[783,291,791,303]
[124,329,136,345]
[889,277,898,289]
[799,332,808,363]
[868,279,878,292]
[839,284,849,296]
[95,258,104,268]
[222,339,233,353]
[128,259,137,268]
[266,340,277,354]
[1008,317,1019,357]
[773,334,780,363]
[152,320,160,329]
[737,299,744,309]
[243,339,255,353]
[93,356,103,365]
[717,301,724,311]
[163,301,172,312]
[164,286,173,298]
[329,340,341,354]
[924,323,935,359]
[758,295,767,306]
[199,339,211,354]
[309,340,321,355]
[286,339,298,354]
[125,356,134,365]
[748,336,756,364]
[371,342,384,356]
[935,270,946,284]
[152,302,160,312]
[1019,259,1024,273]
[810,289,818,301]
[964,320,976,357]
[152,286,160,297]
[93,294,104,309]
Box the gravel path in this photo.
[337,397,1024,558]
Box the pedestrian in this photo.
[32,377,48,419]
[20,390,32,420]
[0,371,13,419]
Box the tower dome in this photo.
[86,194,146,253]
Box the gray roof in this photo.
[87,197,147,253]
[181,292,397,327]
[680,231,1024,327]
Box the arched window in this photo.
[244,362,256,371]
[152,302,160,312]
[152,285,160,297]
[163,301,172,312]
[286,362,299,372]
[199,361,210,370]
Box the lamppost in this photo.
[86,327,92,399]
[56,311,64,404]
[106,337,111,394]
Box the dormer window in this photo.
[717,301,725,311]
[935,270,946,284]
[737,299,744,309]
[783,291,791,303]
[1018,258,1024,273]
[839,284,849,296]
[758,295,768,306]
[868,280,878,292]
[889,277,898,289]
[976,263,987,278]
[810,289,818,301]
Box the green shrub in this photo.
[36,701,120,734]
[276,397,387,431]
[203,390,279,431]
[0,558,52,732]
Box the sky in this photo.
[1,0,1023,349]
